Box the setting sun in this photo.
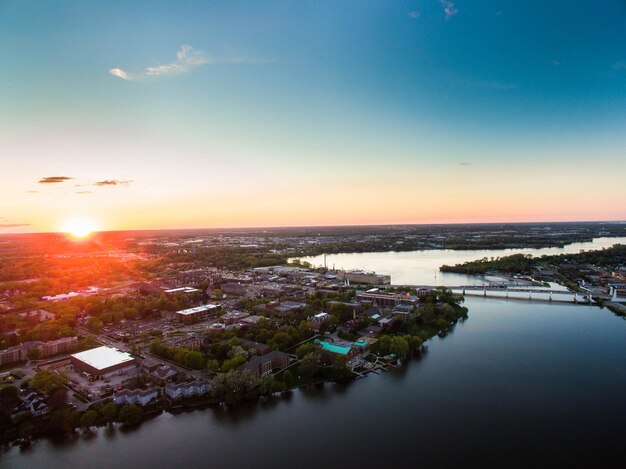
[61,217,99,239]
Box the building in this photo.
[220,310,250,325]
[337,270,391,285]
[40,336,78,356]
[42,292,79,301]
[18,309,56,322]
[0,347,22,366]
[0,336,78,366]
[21,391,50,417]
[164,380,210,399]
[237,351,290,379]
[308,312,329,330]
[114,388,159,406]
[150,365,177,384]
[163,286,202,295]
[314,339,370,360]
[259,301,308,315]
[71,346,137,378]
[172,304,219,324]
[227,339,272,356]
[163,334,204,350]
[220,282,248,296]
[356,290,417,309]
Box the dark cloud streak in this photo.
[93,179,133,187]
[38,176,74,184]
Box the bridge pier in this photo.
[549,291,552,302]
[483,288,486,298]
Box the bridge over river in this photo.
[381,284,615,304]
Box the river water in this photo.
[4,238,626,468]
[298,236,626,286]
[4,298,625,468]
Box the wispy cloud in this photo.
[93,179,133,187]
[109,68,131,80]
[38,176,73,184]
[408,11,420,19]
[552,59,561,66]
[24,190,39,194]
[109,45,267,81]
[439,0,458,18]
[145,45,211,76]
[76,191,93,194]
[458,162,471,166]
[0,223,30,228]
[110,45,209,80]
[613,61,626,70]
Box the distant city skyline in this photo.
[2,1,625,233]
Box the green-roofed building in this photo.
[314,339,370,359]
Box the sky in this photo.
[1,0,625,233]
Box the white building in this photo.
[114,388,159,406]
[164,380,210,400]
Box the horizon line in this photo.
[2,218,625,236]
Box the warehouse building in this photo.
[71,346,137,378]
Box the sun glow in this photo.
[61,218,99,239]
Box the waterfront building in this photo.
[164,380,210,399]
[114,388,159,406]
[237,351,290,379]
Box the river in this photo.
[4,238,626,468]
[297,236,626,286]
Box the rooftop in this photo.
[71,346,135,371]
[175,304,218,316]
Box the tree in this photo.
[210,370,257,405]
[86,316,103,332]
[213,288,223,299]
[182,350,205,370]
[18,421,35,440]
[221,354,246,372]
[101,402,118,422]
[281,370,294,387]
[206,359,220,373]
[30,370,66,396]
[118,404,144,426]
[27,348,41,360]
[80,410,98,430]
[390,336,409,359]
[270,331,292,351]
[331,355,350,378]
[298,352,322,378]
[47,387,67,411]
[296,342,314,359]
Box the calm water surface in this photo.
[4,298,626,468]
[298,236,626,285]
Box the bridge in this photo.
[380,283,605,304]
[447,285,594,303]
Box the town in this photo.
[0,229,471,443]
[2,225,625,444]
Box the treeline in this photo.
[440,245,626,275]
[440,253,536,274]
[150,340,206,369]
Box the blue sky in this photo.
[1,1,625,231]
